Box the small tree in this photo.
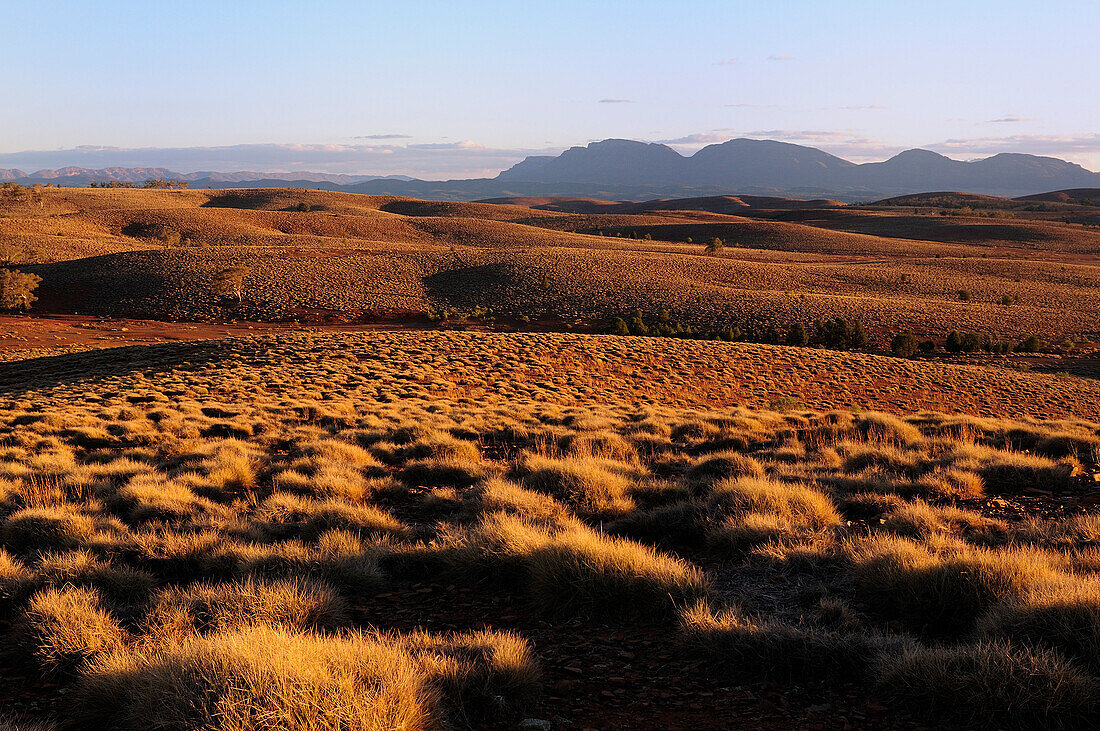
[919,339,936,353]
[0,268,42,310]
[704,237,724,255]
[628,312,649,336]
[946,330,964,353]
[212,266,248,304]
[957,290,972,302]
[608,317,630,336]
[786,323,808,346]
[1016,335,1042,353]
[891,332,919,358]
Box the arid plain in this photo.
[1,185,1099,729]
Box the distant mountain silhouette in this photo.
[0,167,411,187]
[495,139,1100,198]
[4,139,1098,200]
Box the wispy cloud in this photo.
[927,133,1100,162]
[767,55,792,61]
[598,98,634,104]
[723,103,778,108]
[652,133,732,146]
[715,58,738,65]
[407,140,483,150]
[838,104,886,110]
[984,114,1031,124]
[354,133,412,140]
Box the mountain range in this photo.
[4,139,1098,201]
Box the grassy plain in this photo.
[1,187,1099,728]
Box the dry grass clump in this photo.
[679,601,901,682]
[686,451,765,484]
[400,456,489,488]
[875,641,1098,728]
[852,412,926,447]
[1,506,95,556]
[474,477,573,524]
[978,577,1100,673]
[706,476,840,550]
[519,453,636,516]
[142,578,349,639]
[946,444,1078,493]
[20,586,125,675]
[32,550,155,612]
[882,499,1008,542]
[451,512,706,617]
[253,492,407,541]
[849,535,1061,633]
[110,473,220,523]
[396,629,541,720]
[70,626,437,730]
[70,624,537,730]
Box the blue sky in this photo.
[2,0,1097,177]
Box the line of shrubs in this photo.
[889,330,1045,358]
[607,312,868,350]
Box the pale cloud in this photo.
[715,58,738,65]
[598,98,634,104]
[926,133,1100,168]
[767,55,792,61]
[354,134,412,140]
[838,105,886,110]
[723,103,778,108]
[652,133,732,147]
[984,114,1031,124]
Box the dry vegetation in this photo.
[1,187,1098,345]
[0,328,1098,728]
[1,186,1099,727]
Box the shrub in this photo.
[890,332,918,358]
[608,317,630,336]
[958,289,972,302]
[918,339,935,353]
[785,323,808,346]
[946,330,964,353]
[813,317,865,349]
[1017,335,1042,353]
[0,269,41,311]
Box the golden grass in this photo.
[20,586,125,675]
[0,328,1098,727]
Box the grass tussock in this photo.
[679,601,902,682]
[20,586,125,675]
[875,641,1098,728]
[706,476,840,550]
[451,511,706,617]
[0,342,1097,729]
[519,454,636,516]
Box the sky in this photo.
[1,0,1098,178]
